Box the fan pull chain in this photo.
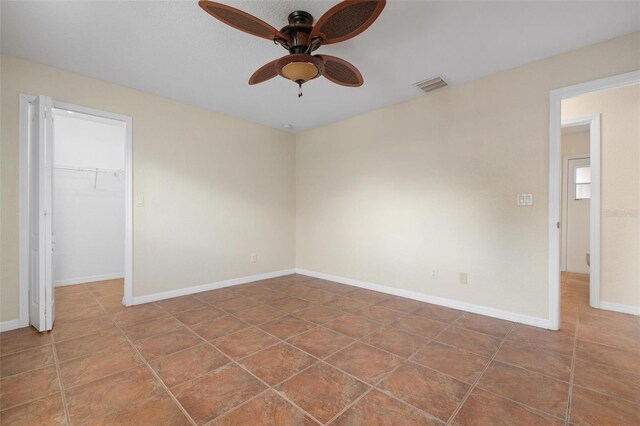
[298,82,303,98]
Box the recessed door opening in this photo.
[52,108,126,319]
[19,95,133,331]
[549,72,640,331]
[560,123,591,327]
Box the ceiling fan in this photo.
[198,0,386,97]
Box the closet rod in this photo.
[54,166,120,174]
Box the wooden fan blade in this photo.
[317,55,363,87]
[248,58,281,85]
[199,1,287,42]
[310,1,386,45]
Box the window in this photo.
[575,166,591,200]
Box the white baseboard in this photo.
[131,269,296,305]
[295,268,551,329]
[55,273,124,287]
[599,301,640,316]
[0,319,22,332]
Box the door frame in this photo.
[548,70,640,330]
[19,95,134,327]
[561,115,600,282]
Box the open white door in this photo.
[28,95,55,331]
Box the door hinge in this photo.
[557,222,560,229]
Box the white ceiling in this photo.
[2,1,639,132]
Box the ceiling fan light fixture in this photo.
[281,61,319,83]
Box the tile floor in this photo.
[1,273,639,425]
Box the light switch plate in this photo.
[517,193,533,206]
[135,196,144,207]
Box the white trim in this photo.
[599,301,640,316]
[550,70,640,100]
[295,269,550,329]
[131,269,295,305]
[124,113,133,306]
[18,95,33,327]
[0,320,22,332]
[54,273,125,287]
[588,115,601,310]
[549,70,640,330]
[19,95,135,327]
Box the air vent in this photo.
[414,76,448,94]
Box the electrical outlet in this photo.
[459,272,468,284]
[431,270,438,280]
[250,253,257,263]
[135,196,144,207]
[517,193,533,206]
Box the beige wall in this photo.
[296,32,640,321]
[562,84,640,308]
[3,33,639,325]
[1,55,296,322]
[561,131,590,157]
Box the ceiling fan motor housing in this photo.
[281,11,318,54]
[288,11,313,25]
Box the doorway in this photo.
[53,108,126,286]
[18,95,133,331]
[548,71,640,330]
[562,154,591,275]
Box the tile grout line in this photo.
[565,308,581,425]
[574,384,640,407]
[106,304,199,426]
[444,323,514,425]
[156,299,327,424]
[60,365,181,424]
[203,388,323,426]
[323,312,462,424]
[569,383,640,408]
[0,362,66,416]
[199,303,352,424]
[52,326,72,425]
[56,343,147,391]
[172,293,397,424]
[441,330,578,425]
[325,345,420,424]
[467,386,569,424]
[187,332,325,423]
[52,326,127,365]
[152,284,475,425]
[364,316,462,424]
[0,339,51,358]
[0,284,99,420]
[0,346,57,381]
[51,283,108,426]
